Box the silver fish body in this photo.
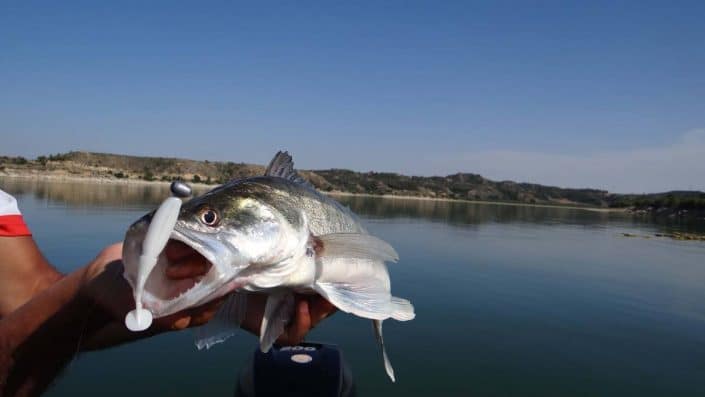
[122,152,414,381]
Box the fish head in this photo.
[123,183,289,317]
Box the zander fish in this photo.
[122,152,414,381]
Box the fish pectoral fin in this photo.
[316,233,399,263]
[390,297,416,321]
[314,254,415,321]
[314,278,414,321]
[194,292,249,350]
[373,320,396,382]
[264,151,313,188]
[259,291,295,353]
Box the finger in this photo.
[309,296,337,327]
[239,294,267,337]
[164,240,194,262]
[165,258,210,279]
[288,298,311,345]
[98,242,124,264]
[155,296,226,330]
[189,305,219,327]
[189,296,226,326]
[154,309,190,330]
[276,298,309,346]
[168,315,191,330]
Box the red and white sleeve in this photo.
[0,189,31,237]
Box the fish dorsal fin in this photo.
[264,151,312,187]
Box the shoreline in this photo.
[0,171,215,189]
[324,191,621,212]
[0,171,622,213]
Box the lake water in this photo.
[3,178,705,396]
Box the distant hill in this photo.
[1,151,704,215]
[608,191,705,215]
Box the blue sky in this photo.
[1,1,704,193]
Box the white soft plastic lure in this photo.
[122,152,414,381]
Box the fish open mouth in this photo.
[159,239,214,300]
[137,236,217,307]
[123,221,239,317]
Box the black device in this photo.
[236,342,355,397]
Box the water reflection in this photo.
[333,194,705,234]
[0,177,209,209]
[334,194,612,226]
[2,177,703,234]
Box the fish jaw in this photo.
[122,219,248,318]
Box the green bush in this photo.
[48,153,71,161]
[143,167,155,181]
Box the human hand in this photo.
[83,241,336,346]
[162,240,337,345]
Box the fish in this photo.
[122,151,415,381]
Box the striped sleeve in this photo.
[0,189,31,237]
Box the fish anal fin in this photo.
[259,291,295,353]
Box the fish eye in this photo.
[199,208,219,226]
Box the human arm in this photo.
[0,187,63,318]
[0,236,62,318]
[0,241,335,396]
[0,258,102,396]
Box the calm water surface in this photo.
[3,178,705,396]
